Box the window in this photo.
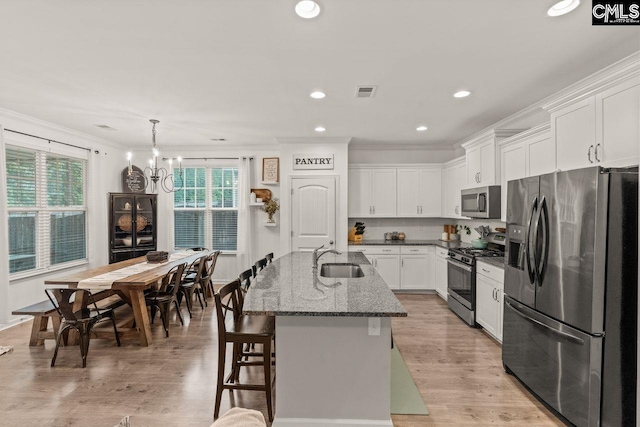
[6,146,87,275]
[174,166,238,251]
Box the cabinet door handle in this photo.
[482,268,490,273]
[401,259,404,267]
[595,144,601,162]
[373,206,375,214]
[478,172,481,182]
[588,145,594,163]
[495,289,500,302]
[492,288,497,301]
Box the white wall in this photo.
[0,109,125,327]
[278,138,350,253]
[349,145,456,164]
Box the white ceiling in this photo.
[0,1,638,149]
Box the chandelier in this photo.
[127,119,184,193]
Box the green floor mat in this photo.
[391,345,429,415]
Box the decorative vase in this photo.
[267,212,275,223]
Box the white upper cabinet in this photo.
[442,157,466,218]
[552,97,597,171]
[498,124,554,221]
[348,168,397,217]
[595,77,640,167]
[546,71,640,172]
[463,130,524,189]
[371,169,397,217]
[397,168,442,217]
[348,169,372,217]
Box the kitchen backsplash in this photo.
[348,217,506,242]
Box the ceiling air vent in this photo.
[210,138,227,142]
[94,124,117,130]
[355,85,377,98]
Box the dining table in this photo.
[44,251,207,347]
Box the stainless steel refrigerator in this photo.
[503,166,637,427]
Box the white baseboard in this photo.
[0,315,32,332]
[272,417,393,427]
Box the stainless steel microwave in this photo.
[461,186,501,218]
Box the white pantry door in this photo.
[291,177,336,251]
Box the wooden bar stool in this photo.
[214,280,275,421]
[265,253,274,264]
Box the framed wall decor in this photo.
[262,157,279,184]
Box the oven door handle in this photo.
[447,258,473,272]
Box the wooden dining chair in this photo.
[254,258,268,274]
[199,250,221,300]
[178,255,207,317]
[265,253,274,264]
[214,280,275,422]
[45,288,121,368]
[144,263,186,337]
[237,268,253,311]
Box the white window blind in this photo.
[6,145,87,275]
[173,166,238,251]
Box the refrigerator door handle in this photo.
[505,301,585,345]
[525,196,538,284]
[536,196,550,286]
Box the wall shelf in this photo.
[250,202,265,207]
[264,222,277,227]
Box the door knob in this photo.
[329,240,334,245]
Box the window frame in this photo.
[6,144,89,280]
[173,164,239,253]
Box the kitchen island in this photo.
[243,251,407,427]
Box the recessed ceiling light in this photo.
[453,90,471,98]
[416,126,428,131]
[295,1,321,19]
[310,91,326,99]
[314,126,326,132]
[547,0,580,16]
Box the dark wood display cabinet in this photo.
[109,193,157,264]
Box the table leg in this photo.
[29,316,48,346]
[130,289,153,347]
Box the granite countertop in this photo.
[348,239,469,249]
[476,257,506,269]
[242,252,407,318]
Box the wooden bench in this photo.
[12,290,127,346]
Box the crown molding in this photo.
[497,123,551,148]
[461,129,527,149]
[453,51,639,150]
[542,51,640,112]
[349,141,454,151]
[0,107,122,150]
[443,155,466,168]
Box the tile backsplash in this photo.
[348,217,506,242]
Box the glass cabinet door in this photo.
[134,195,155,248]
[113,194,135,249]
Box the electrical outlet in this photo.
[368,318,381,336]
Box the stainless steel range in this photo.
[447,233,505,326]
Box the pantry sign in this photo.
[293,154,334,170]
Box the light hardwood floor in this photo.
[0,294,564,427]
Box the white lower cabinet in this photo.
[350,245,438,291]
[371,254,401,290]
[400,246,435,290]
[350,246,401,290]
[475,261,504,342]
[434,247,448,300]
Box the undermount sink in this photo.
[320,263,364,278]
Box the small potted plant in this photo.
[450,224,470,241]
[262,198,280,223]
